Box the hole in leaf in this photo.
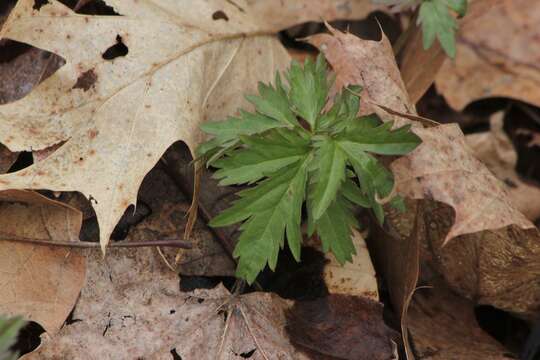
[33,0,49,10]
[58,0,120,15]
[7,151,33,172]
[212,10,229,21]
[102,35,128,60]
[240,349,256,358]
[179,275,236,293]
[11,321,45,357]
[73,69,97,91]
[170,348,183,360]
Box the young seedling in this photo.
[198,55,421,284]
[375,0,468,57]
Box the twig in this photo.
[2,238,192,249]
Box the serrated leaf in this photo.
[311,138,347,219]
[444,0,467,17]
[314,195,357,264]
[212,130,309,185]
[341,178,370,208]
[226,160,309,283]
[287,55,330,129]
[418,0,458,57]
[246,73,299,128]
[341,147,394,224]
[0,315,25,360]
[339,121,421,155]
[319,85,362,132]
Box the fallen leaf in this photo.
[285,294,399,359]
[0,144,17,173]
[400,21,446,104]
[305,229,379,300]
[308,24,415,125]
[0,190,85,334]
[22,246,302,359]
[408,274,510,359]
[0,0,375,251]
[466,112,540,221]
[436,0,540,110]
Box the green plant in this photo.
[198,55,421,283]
[375,0,468,57]
[0,315,25,360]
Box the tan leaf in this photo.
[436,0,540,110]
[0,0,375,251]
[0,190,85,334]
[305,229,379,300]
[466,112,540,221]
[21,247,302,359]
[0,144,17,173]
[408,275,509,359]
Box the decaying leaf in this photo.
[466,112,540,221]
[285,294,399,360]
[436,0,540,110]
[0,144,17,173]
[0,0,376,251]
[19,247,279,359]
[0,190,85,334]
[408,275,510,359]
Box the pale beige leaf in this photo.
[0,0,376,251]
[0,190,85,334]
[436,0,540,110]
[466,112,540,221]
[306,229,379,300]
[22,247,309,360]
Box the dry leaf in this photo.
[408,275,510,359]
[0,144,17,173]
[436,0,540,110]
[22,247,303,359]
[466,112,540,221]
[0,0,374,251]
[285,295,399,360]
[308,24,415,125]
[400,21,446,104]
[0,190,85,334]
[305,229,379,300]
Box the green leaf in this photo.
[341,147,395,224]
[418,0,459,58]
[311,138,347,219]
[212,130,309,185]
[287,54,330,129]
[245,73,299,128]
[319,85,362,132]
[339,120,421,155]
[341,178,370,208]
[314,195,357,264]
[444,0,467,17]
[223,159,309,284]
[0,315,25,360]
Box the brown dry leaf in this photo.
[285,295,399,360]
[0,144,17,173]
[308,24,415,125]
[0,190,85,334]
[400,21,446,104]
[408,275,510,359]
[0,0,375,251]
[466,112,540,221]
[436,0,540,110]
[22,247,301,359]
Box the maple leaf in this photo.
[0,0,375,251]
[202,56,421,283]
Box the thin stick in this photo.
[2,238,192,249]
